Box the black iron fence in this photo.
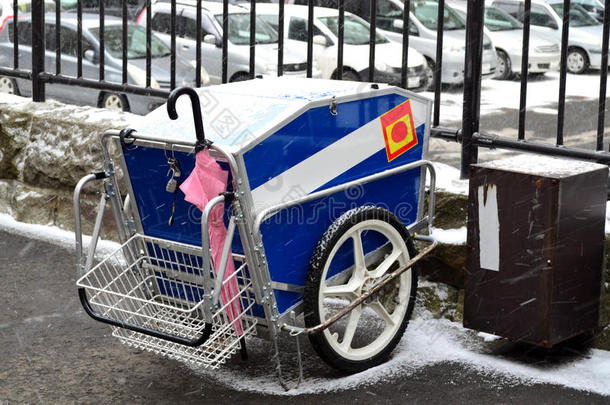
[2,0,610,178]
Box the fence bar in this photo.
[222,0,228,83]
[597,0,610,151]
[556,0,571,146]
[77,0,82,78]
[146,0,152,87]
[39,72,169,98]
[336,0,344,80]
[460,0,485,178]
[517,0,531,140]
[368,0,377,82]
[196,0,202,87]
[400,0,411,89]
[55,0,61,74]
[12,0,17,69]
[306,0,314,78]
[122,0,128,84]
[278,0,284,76]
[99,0,105,81]
[0,67,32,80]
[31,0,45,101]
[171,0,177,89]
[249,0,255,79]
[433,0,445,126]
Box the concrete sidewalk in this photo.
[0,229,607,404]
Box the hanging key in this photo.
[165,157,182,226]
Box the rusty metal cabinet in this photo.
[464,155,608,347]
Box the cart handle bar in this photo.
[77,288,213,347]
[281,236,438,336]
[254,160,437,237]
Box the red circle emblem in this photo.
[391,120,408,143]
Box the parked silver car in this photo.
[140,0,320,84]
[0,13,206,114]
[492,0,609,74]
[450,2,561,80]
[365,0,498,87]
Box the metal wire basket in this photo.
[76,233,257,369]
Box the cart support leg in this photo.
[273,310,303,391]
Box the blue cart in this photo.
[74,78,438,386]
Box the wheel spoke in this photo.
[369,249,402,279]
[340,305,363,350]
[368,300,397,328]
[323,281,359,299]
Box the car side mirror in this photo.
[84,49,98,64]
[313,35,328,46]
[392,19,404,30]
[204,33,221,47]
[550,22,558,30]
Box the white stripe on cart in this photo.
[252,100,427,210]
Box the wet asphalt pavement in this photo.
[1,229,609,404]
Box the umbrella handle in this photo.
[167,87,211,152]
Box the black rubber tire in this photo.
[339,69,361,82]
[304,206,418,373]
[495,49,512,80]
[424,58,435,91]
[229,72,251,82]
[100,92,130,112]
[567,47,589,74]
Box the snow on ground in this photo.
[1,214,609,397]
[422,71,605,124]
[430,226,467,245]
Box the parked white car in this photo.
[256,4,428,89]
[140,0,320,83]
[320,0,498,87]
[492,0,609,74]
[449,2,560,79]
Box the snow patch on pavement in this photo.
[430,226,467,245]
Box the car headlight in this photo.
[128,63,159,88]
[265,63,278,74]
[375,61,389,72]
[190,60,210,85]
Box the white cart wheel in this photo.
[304,206,418,373]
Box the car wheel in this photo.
[567,48,589,74]
[495,50,512,80]
[0,76,19,95]
[101,93,130,112]
[229,72,251,82]
[304,206,418,373]
[424,58,435,91]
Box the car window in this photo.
[377,0,402,18]
[319,15,388,44]
[90,25,170,58]
[493,2,521,19]
[57,26,95,57]
[259,14,279,31]
[181,15,217,39]
[214,13,278,45]
[410,1,466,30]
[484,6,523,31]
[549,3,599,26]
[530,6,558,28]
[8,21,32,46]
[287,16,325,42]
[151,11,171,34]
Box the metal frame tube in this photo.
[211,217,237,306]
